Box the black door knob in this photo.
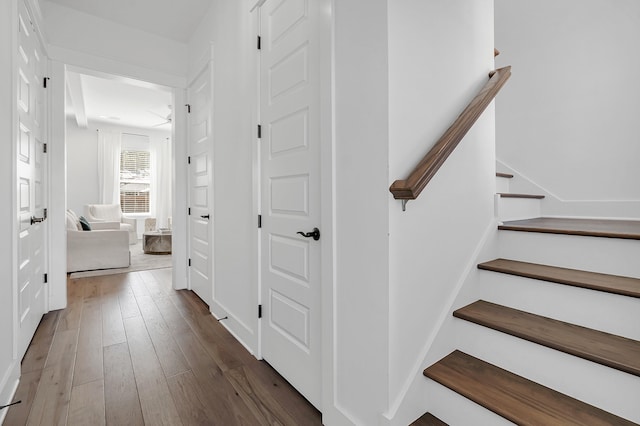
[296,227,320,241]
[31,216,45,225]
[200,214,210,219]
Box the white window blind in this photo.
[120,149,150,213]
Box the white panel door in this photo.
[188,65,213,306]
[260,0,321,408]
[16,0,47,360]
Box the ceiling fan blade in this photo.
[152,120,171,127]
[148,110,167,120]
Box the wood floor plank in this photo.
[167,371,220,426]
[454,300,640,376]
[173,331,250,424]
[128,272,152,298]
[82,277,102,300]
[499,217,640,240]
[27,329,79,426]
[136,294,189,377]
[16,270,320,426]
[123,315,183,425]
[21,311,60,373]
[240,361,322,425]
[153,296,192,335]
[119,292,141,319]
[103,342,144,426]
[67,379,105,426]
[4,370,42,426]
[102,297,126,347]
[424,350,636,425]
[58,281,84,332]
[478,258,640,298]
[74,298,103,386]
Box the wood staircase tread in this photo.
[424,350,636,425]
[496,172,513,178]
[410,412,448,426]
[499,217,640,240]
[454,300,640,376]
[478,258,640,298]
[498,193,545,199]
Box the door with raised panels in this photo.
[259,0,321,408]
[187,65,213,306]
[16,0,48,360]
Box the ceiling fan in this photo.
[149,105,172,127]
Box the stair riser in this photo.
[477,271,640,340]
[453,320,640,423]
[423,379,513,426]
[497,231,640,278]
[495,176,510,193]
[496,197,541,221]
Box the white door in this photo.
[187,65,213,306]
[259,0,321,408]
[16,0,47,360]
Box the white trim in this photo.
[47,45,186,89]
[48,60,67,311]
[249,0,267,13]
[497,159,640,219]
[171,88,188,290]
[381,219,498,425]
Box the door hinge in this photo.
[44,208,48,220]
[188,207,191,216]
[257,35,261,50]
[43,273,48,284]
[185,104,191,114]
[43,77,49,88]
[188,156,191,164]
[258,304,262,319]
[188,258,192,267]
[258,214,262,228]
[43,143,47,153]
[257,124,262,139]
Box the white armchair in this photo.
[84,204,138,244]
[66,210,130,272]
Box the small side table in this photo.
[143,231,172,254]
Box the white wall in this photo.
[66,118,171,237]
[0,0,20,416]
[331,0,391,424]
[187,0,259,351]
[386,0,496,422]
[41,1,188,88]
[495,0,640,213]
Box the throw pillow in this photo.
[78,216,92,231]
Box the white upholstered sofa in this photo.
[84,204,138,244]
[66,210,130,273]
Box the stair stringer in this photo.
[496,159,640,219]
[381,219,503,426]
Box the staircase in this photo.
[411,173,640,425]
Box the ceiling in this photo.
[41,0,213,43]
[66,71,173,130]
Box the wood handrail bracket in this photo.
[389,66,511,208]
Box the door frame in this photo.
[185,48,215,303]
[48,64,190,312]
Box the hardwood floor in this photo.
[5,269,321,426]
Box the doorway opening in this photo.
[64,68,174,278]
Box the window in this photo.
[120,149,150,213]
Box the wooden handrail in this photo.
[389,66,512,204]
